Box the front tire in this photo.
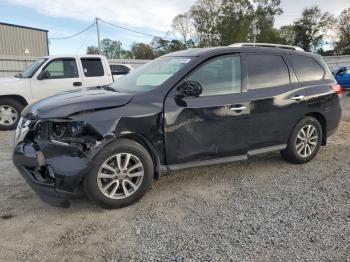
[0,98,24,130]
[281,116,322,164]
[84,139,154,209]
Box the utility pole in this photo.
[95,17,101,54]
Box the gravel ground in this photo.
[0,96,350,261]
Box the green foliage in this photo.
[87,2,350,58]
[151,37,187,57]
[190,0,221,47]
[293,7,333,52]
[86,38,133,59]
[131,43,155,59]
[334,7,350,55]
[216,0,254,45]
[86,46,99,54]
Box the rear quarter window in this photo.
[81,58,104,77]
[287,55,325,82]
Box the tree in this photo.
[131,43,155,59]
[278,25,296,45]
[87,38,133,59]
[151,37,186,57]
[86,46,99,54]
[172,12,194,45]
[100,38,124,59]
[216,0,254,45]
[252,0,283,43]
[334,7,350,55]
[292,7,333,52]
[190,0,221,47]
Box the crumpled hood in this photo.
[22,89,134,119]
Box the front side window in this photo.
[245,54,290,90]
[287,55,325,82]
[111,57,191,93]
[43,58,78,79]
[81,58,104,77]
[185,55,241,96]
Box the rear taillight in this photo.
[331,84,342,97]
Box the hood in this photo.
[22,89,134,119]
[0,76,27,85]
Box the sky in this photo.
[0,0,349,55]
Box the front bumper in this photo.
[13,141,97,208]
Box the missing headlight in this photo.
[35,120,103,152]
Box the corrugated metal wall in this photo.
[0,55,37,77]
[323,55,350,70]
[0,23,48,57]
[0,55,349,78]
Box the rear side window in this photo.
[287,55,325,82]
[81,58,104,77]
[245,54,290,89]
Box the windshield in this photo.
[21,58,48,78]
[110,57,191,93]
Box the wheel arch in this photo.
[116,133,162,180]
[306,112,327,145]
[0,95,28,107]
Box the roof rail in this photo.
[229,43,304,51]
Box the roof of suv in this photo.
[164,46,318,58]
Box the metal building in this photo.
[0,22,49,76]
[0,22,49,56]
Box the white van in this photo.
[0,55,113,130]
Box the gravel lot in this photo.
[1,96,350,262]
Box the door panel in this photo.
[164,54,249,165]
[243,54,308,150]
[31,58,82,100]
[248,84,308,149]
[164,94,250,165]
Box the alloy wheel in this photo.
[296,124,319,158]
[0,105,18,126]
[97,153,144,199]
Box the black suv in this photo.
[13,46,342,209]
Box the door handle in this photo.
[290,95,305,101]
[73,82,82,87]
[229,106,247,112]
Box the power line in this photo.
[99,18,171,40]
[76,25,94,53]
[49,23,95,40]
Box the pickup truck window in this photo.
[21,58,47,78]
[111,57,191,93]
[81,58,104,77]
[43,58,78,79]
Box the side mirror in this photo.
[176,80,203,98]
[37,70,50,80]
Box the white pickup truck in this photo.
[0,55,113,130]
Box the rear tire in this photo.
[84,139,154,209]
[0,98,24,130]
[281,116,322,164]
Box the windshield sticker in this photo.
[170,58,191,64]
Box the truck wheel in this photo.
[84,138,154,209]
[281,116,322,164]
[0,98,24,130]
